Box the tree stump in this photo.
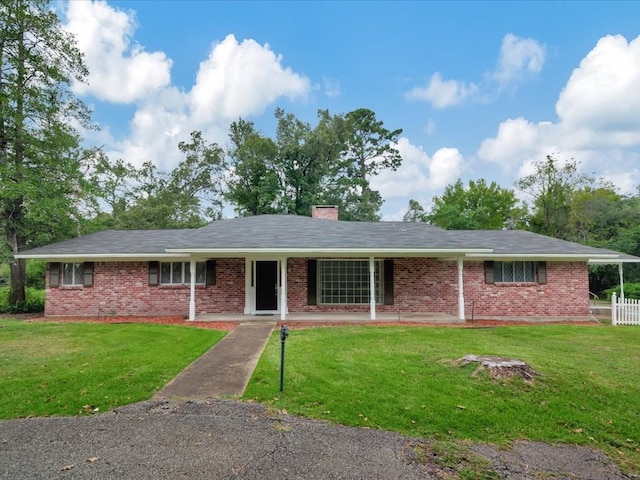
[457,354,541,382]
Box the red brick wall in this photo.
[44,259,244,317]
[464,261,590,317]
[287,258,460,314]
[44,258,590,318]
[311,206,339,220]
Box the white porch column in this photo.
[369,257,376,320]
[188,258,196,321]
[280,258,287,321]
[457,257,465,320]
[619,263,625,299]
[244,258,252,314]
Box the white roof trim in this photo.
[464,253,620,260]
[164,247,494,256]
[588,258,640,264]
[14,253,190,260]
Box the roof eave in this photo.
[14,253,190,261]
[164,247,494,258]
[465,253,624,262]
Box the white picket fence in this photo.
[611,292,640,326]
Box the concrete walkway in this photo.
[154,321,276,400]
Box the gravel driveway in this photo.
[0,399,632,480]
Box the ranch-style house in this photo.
[16,206,639,321]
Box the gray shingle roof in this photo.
[15,215,637,262]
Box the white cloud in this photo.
[189,34,310,123]
[556,34,640,140]
[493,33,545,87]
[429,148,464,190]
[424,119,436,136]
[405,73,479,108]
[65,0,172,103]
[323,77,341,98]
[371,138,464,199]
[477,34,640,193]
[65,2,311,174]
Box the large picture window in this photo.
[318,259,382,304]
[160,262,206,285]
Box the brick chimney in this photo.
[311,205,339,221]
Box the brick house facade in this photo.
[43,257,590,319]
[20,206,632,321]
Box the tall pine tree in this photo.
[0,0,93,305]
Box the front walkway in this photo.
[154,321,276,400]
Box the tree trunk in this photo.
[6,225,26,304]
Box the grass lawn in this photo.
[244,324,640,473]
[0,319,224,419]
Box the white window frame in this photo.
[62,263,84,286]
[318,259,383,305]
[160,261,206,285]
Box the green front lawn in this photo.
[0,320,224,418]
[244,325,640,473]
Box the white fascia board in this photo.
[14,253,190,261]
[163,248,494,258]
[465,253,619,261]
[588,258,640,264]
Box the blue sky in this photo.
[61,1,640,219]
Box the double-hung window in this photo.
[493,261,537,283]
[318,259,383,304]
[485,260,547,285]
[62,263,84,286]
[160,262,206,285]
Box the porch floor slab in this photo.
[195,312,464,324]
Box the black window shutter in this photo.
[148,261,159,286]
[50,262,60,288]
[383,259,394,305]
[83,262,94,287]
[537,261,547,284]
[206,260,216,286]
[484,261,495,284]
[307,259,317,305]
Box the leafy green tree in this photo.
[329,108,402,221]
[515,155,592,239]
[226,108,402,221]
[0,0,94,305]
[89,131,225,229]
[403,199,429,222]
[586,188,640,293]
[226,119,280,216]
[427,179,523,230]
[272,108,336,216]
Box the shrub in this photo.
[26,260,46,289]
[0,287,44,313]
[604,282,640,300]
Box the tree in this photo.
[226,108,403,221]
[272,108,336,216]
[515,155,592,239]
[328,108,402,221]
[226,119,280,216]
[0,0,94,305]
[427,179,523,230]
[403,199,429,222]
[89,131,226,229]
